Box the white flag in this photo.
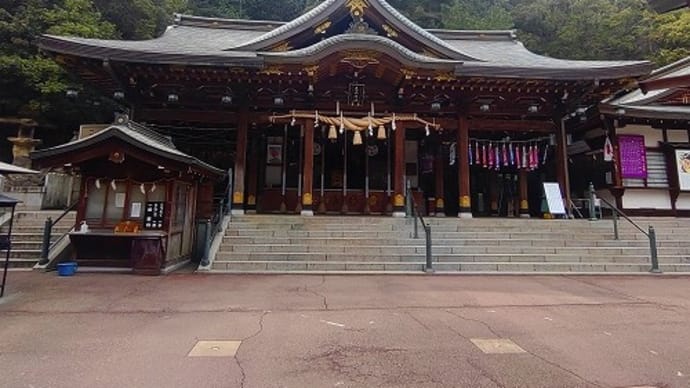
[603,136,614,162]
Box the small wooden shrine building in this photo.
[31,114,224,273]
[599,57,690,216]
[38,0,653,218]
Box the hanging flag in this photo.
[488,143,494,168]
[449,142,457,166]
[468,141,474,165]
[509,143,515,166]
[603,136,614,162]
[482,142,487,167]
[502,143,508,167]
[475,140,481,166]
[522,145,528,169]
[495,144,501,170]
[542,144,549,165]
[529,144,535,170]
[515,145,521,168]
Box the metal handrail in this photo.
[39,201,79,265]
[406,186,433,273]
[201,179,232,266]
[588,184,660,273]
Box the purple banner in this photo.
[618,135,647,179]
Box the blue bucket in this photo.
[57,262,78,277]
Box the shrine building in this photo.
[37,0,654,218]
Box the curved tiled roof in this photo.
[37,0,653,80]
[32,119,224,176]
[261,34,464,67]
[40,27,262,66]
[600,56,690,120]
[232,0,340,50]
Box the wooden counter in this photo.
[69,231,167,275]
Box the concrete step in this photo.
[219,243,665,255]
[209,215,690,274]
[211,261,690,273]
[0,249,41,259]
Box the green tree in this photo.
[0,0,117,123]
[93,0,187,40]
[242,0,307,21]
[188,0,243,18]
[511,0,653,60]
[648,9,690,66]
[441,0,514,30]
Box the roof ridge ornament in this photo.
[345,19,378,35]
[346,0,369,18]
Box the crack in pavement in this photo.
[520,346,604,388]
[466,357,506,388]
[1,300,670,316]
[564,276,683,313]
[443,309,603,387]
[444,309,502,338]
[235,310,269,388]
[403,310,431,331]
[302,275,328,310]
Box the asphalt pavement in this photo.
[1,271,689,388]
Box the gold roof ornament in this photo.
[382,24,398,38]
[314,20,332,35]
[346,0,368,18]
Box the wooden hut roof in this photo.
[31,116,225,177]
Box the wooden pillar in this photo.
[393,122,406,217]
[434,141,445,216]
[301,119,315,216]
[457,116,472,218]
[245,128,259,214]
[519,168,530,218]
[232,108,248,214]
[604,118,625,209]
[555,118,572,211]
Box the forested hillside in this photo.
[0,0,688,132]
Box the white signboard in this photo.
[675,150,690,191]
[543,183,566,215]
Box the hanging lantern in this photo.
[377,125,386,140]
[391,113,397,131]
[328,125,337,140]
[425,123,430,137]
[110,180,117,191]
[95,179,101,190]
[140,184,146,194]
[353,130,363,145]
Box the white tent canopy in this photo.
[0,162,39,175]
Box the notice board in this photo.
[543,183,566,215]
[618,135,648,179]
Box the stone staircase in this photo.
[210,215,690,274]
[0,211,76,269]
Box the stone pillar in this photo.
[393,122,406,217]
[434,141,445,216]
[301,119,315,216]
[8,125,41,169]
[231,109,248,215]
[519,168,530,218]
[457,116,472,218]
